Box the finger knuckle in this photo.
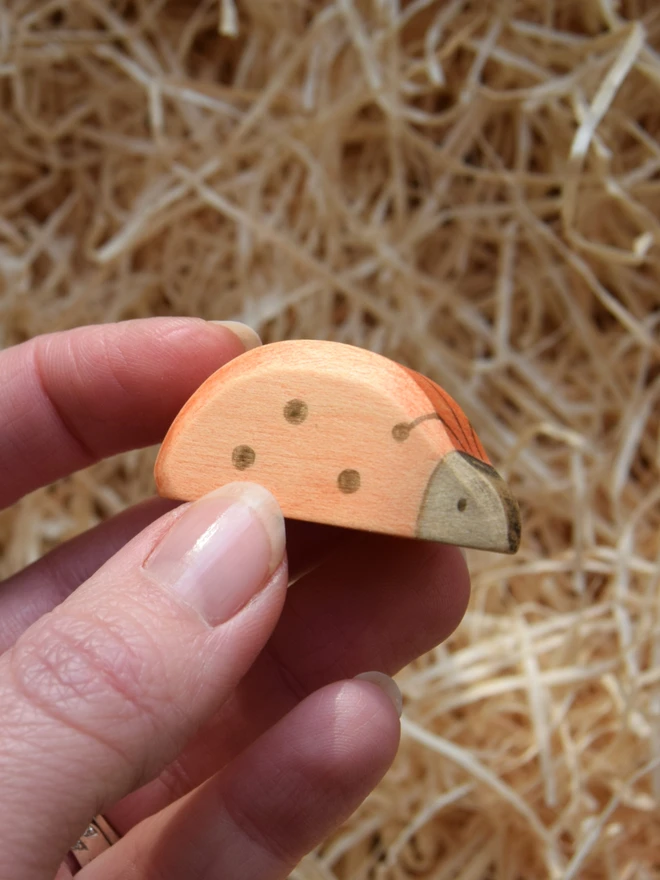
[9,609,168,738]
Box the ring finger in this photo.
[78,677,402,880]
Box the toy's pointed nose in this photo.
[416,452,521,553]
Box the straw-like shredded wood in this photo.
[2,1,660,877]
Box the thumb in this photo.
[0,483,287,880]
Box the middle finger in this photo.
[112,531,469,828]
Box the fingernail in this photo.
[210,320,262,351]
[354,671,403,718]
[144,483,285,626]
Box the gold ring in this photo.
[66,815,120,873]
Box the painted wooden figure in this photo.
[155,340,521,554]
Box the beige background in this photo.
[1,2,660,877]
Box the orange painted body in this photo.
[401,367,490,464]
[155,341,521,553]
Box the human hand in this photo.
[0,318,470,879]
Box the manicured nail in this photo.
[210,320,262,351]
[144,483,285,626]
[354,671,403,718]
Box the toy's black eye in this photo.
[457,498,467,512]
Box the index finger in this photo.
[0,318,259,509]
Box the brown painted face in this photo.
[391,367,520,552]
[155,340,522,554]
[416,452,521,553]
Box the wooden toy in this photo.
[155,340,521,553]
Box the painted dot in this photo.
[392,423,410,442]
[338,469,361,494]
[457,498,467,512]
[284,399,308,424]
[232,445,255,470]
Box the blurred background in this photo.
[2,1,660,877]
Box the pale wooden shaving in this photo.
[1,1,660,877]
[219,0,239,37]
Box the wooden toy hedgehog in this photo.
[155,340,521,554]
